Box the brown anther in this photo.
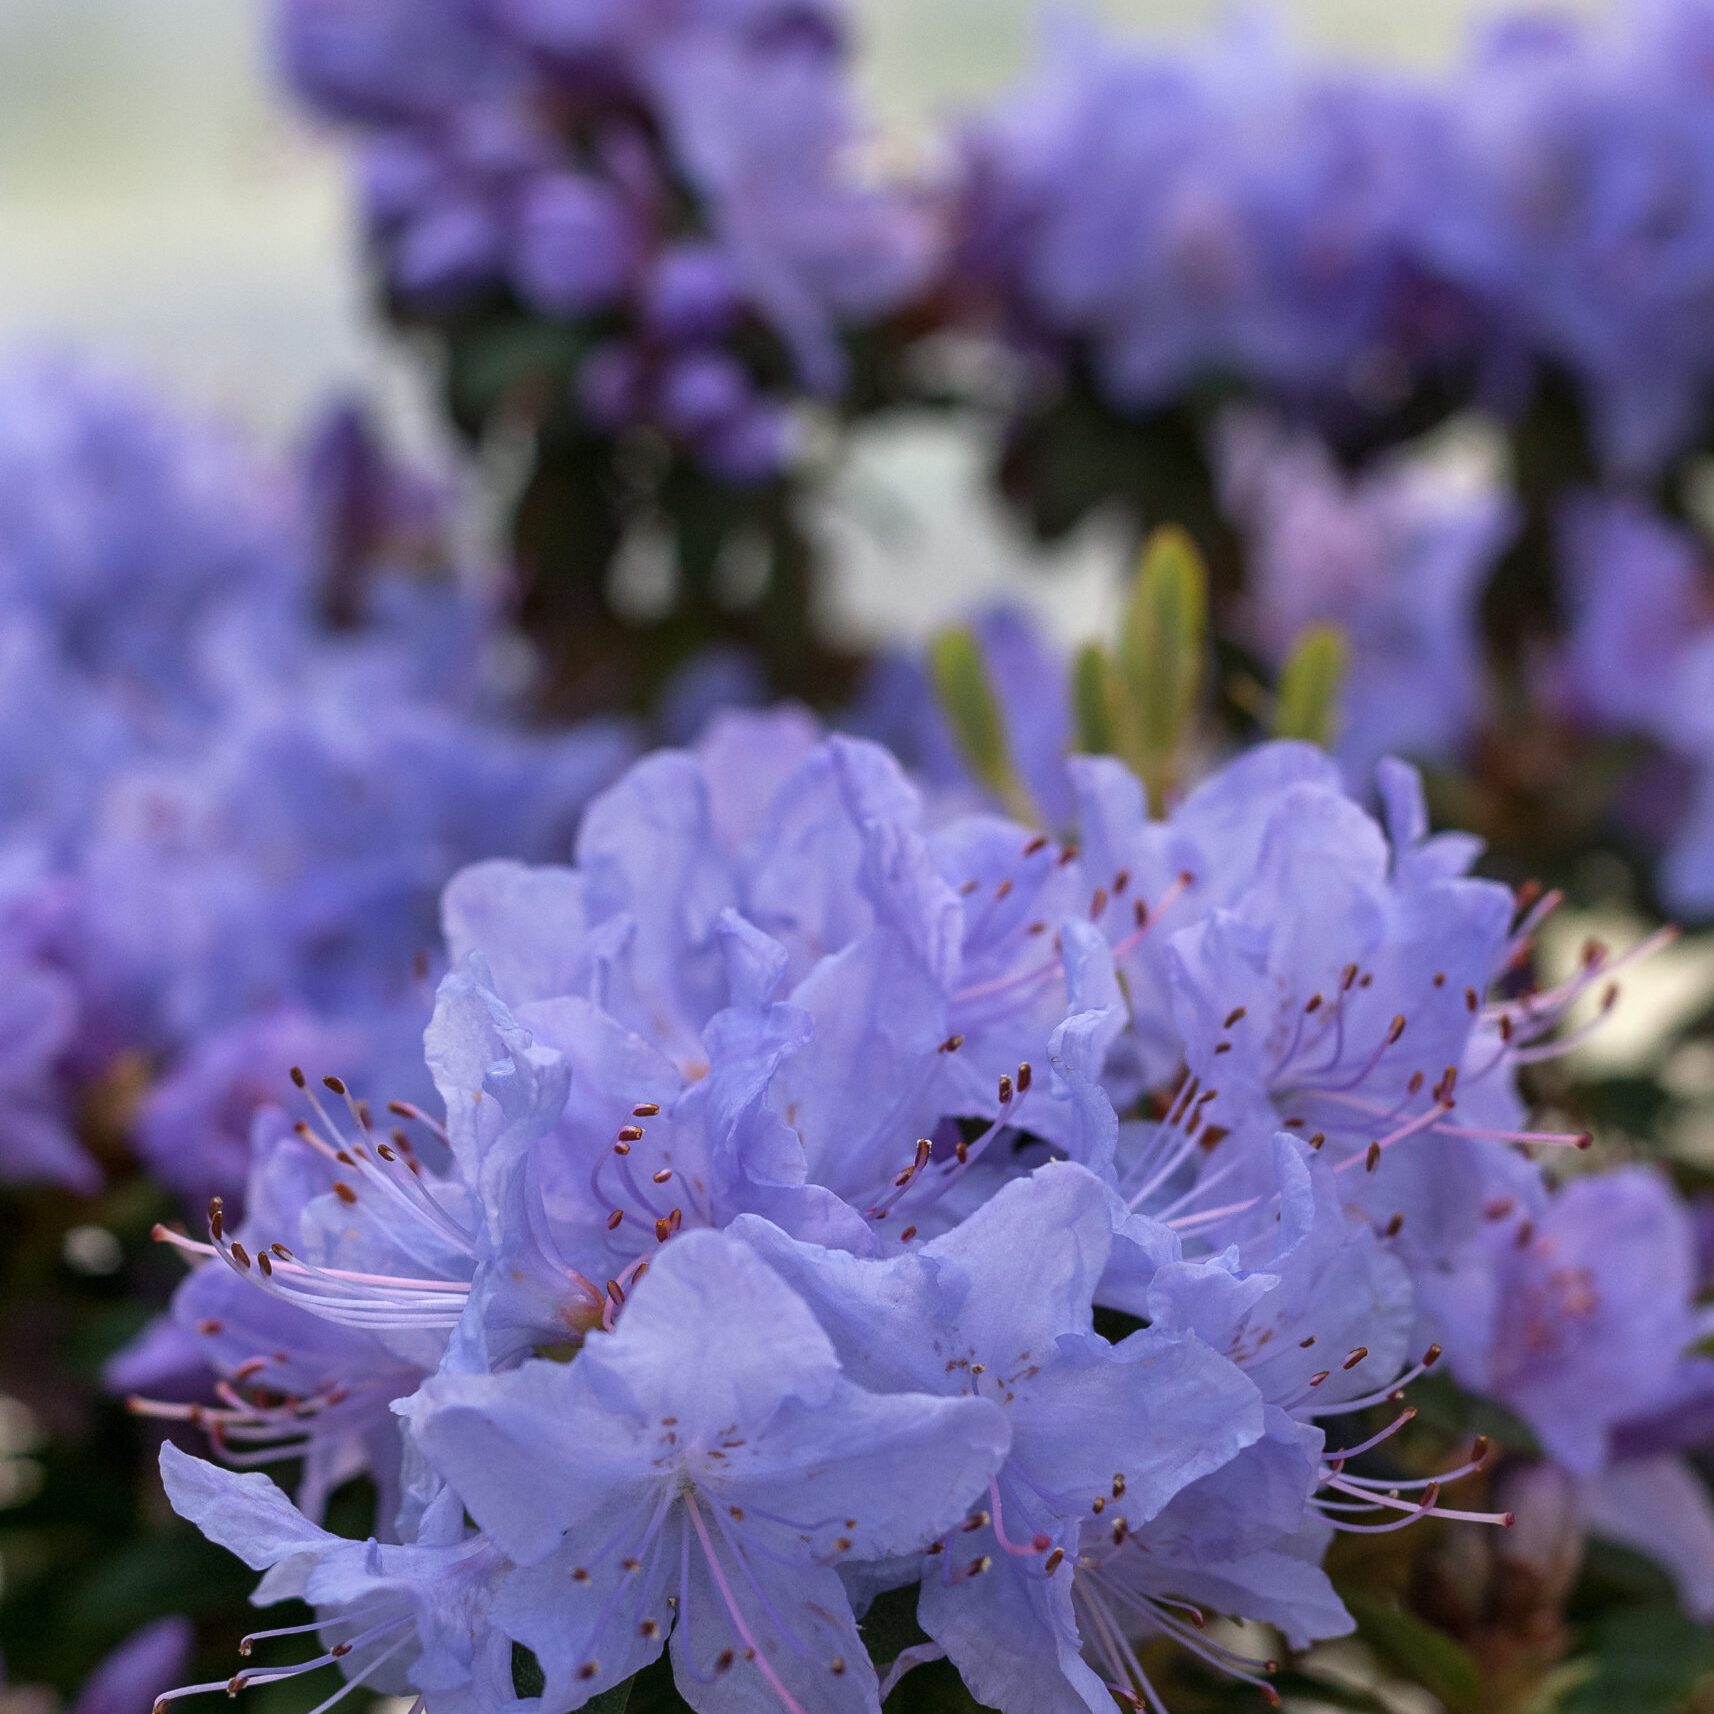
[998,1074,1014,1104]
[1090,888,1109,919]
[617,1125,645,1143]
[1307,1131,1326,1150]
[833,1535,853,1551]
[1308,1370,1330,1388]
[322,1075,348,1096]
[1387,1014,1407,1044]
[1058,845,1080,867]
[1342,1346,1368,1370]
[1305,993,1323,1014]
[257,1252,273,1278]
[607,1210,625,1230]
[1133,899,1149,928]
[376,1143,397,1162]
[830,1657,847,1677]
[962,1513,990,1533]
[1044,1548,1065,1574]
[639,1620,659,1638]
[938,1034,965,1054]
[1422,1343,1443,1367]
[333,1181,358,1205]
[1090,1495,1105,1514]
[289,1066,307,1088]
[632,1102,661,1117]
[1113,869,1131,894]
[229,1243,251,1270]
[1023,834,1049,856]
[1432,971,1446,988]
[1112,1474,1126,1497]
[330,1642,352,1658]
[198,1319,223,1335]
[994,878,1014,901]
[1383,1212,1405,1238]
[1017,1062,1032,1092]
[1364,1141,1382,1173]
[651,1168,673,1184]
[965,1556,992,1576]
[572,1567,591,1583]
[1223,1006,1247,1029]
[1472,1434,1491,1464]
[613,1141,631,1156]
[1407,1070,1424,1095]
[1299,1336,1316,1348]
[955,1140,970,1165]
[577,1663,600,1681]
[900,1225,918,1241]
[1465,987,1480,1013]
[715,1651,736,1674]
[655,1218,672,1244]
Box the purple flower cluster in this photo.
[1216,415,1516,787]
[961,1,1714,477]
[0,350,629,1203]
[141,708,1714,1714]
[278,0,931,480]
[1558,495,1714,913]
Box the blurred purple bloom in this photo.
[1220,415,1513,781]
[72,1618,194,1714]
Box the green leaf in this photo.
[861,1582,930,1667]
[928,628,1039,825]
[1116,525,1207,801]
[1341,1589,1485,1714]
[444,318,593,435]
[624,1656,698,1712]
[1563,1607,1714,1714]
[512,1641,548,1700]
[1274,624,1349,749]
[585,1685,637,1714]
[1071,642,1120,757]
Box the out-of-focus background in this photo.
[0,0,1608,654]
[0,0,1600,431]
